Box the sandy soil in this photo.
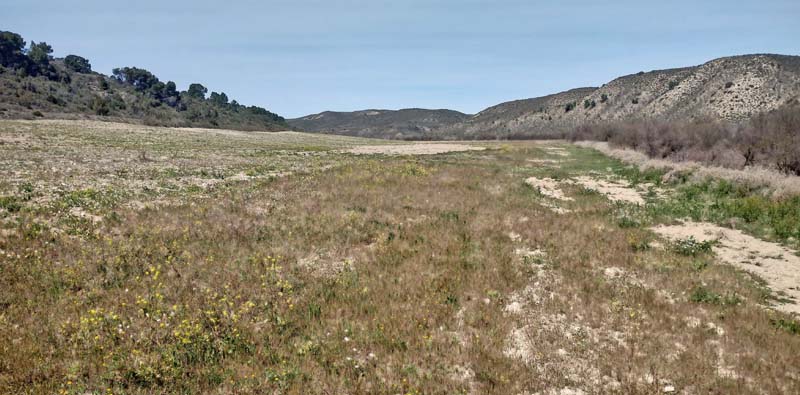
[526,175,651,209]
[573,176,648,205]
[524,177,573,201]
[527,159,562,165]
[652,221,800,314]
[542,146,571,157]
[345,144,485,155]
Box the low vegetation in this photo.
[2,120,800,394]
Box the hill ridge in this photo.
[294,53,800,140]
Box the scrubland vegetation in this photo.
[0,30,287,130]
[570,100,800,175]
[2,120,800,394]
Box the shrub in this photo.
[209,92,229,106]
[671,236,715,256]
[689,286,741,306]
[0,196,22,212]
[28,42,52,65]
[112,67,159,91]
[186,83,207,99]
[564,102,576,112]
[97,76,110,90]
[771,318,800,335]
[90,96,111,116]
[738,103,800,174]
[568,101,800,175]
[64,55,91,73]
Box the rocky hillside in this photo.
[436,54,800,139]
[294,54,800,140]
[288,108,470,139]
[438,87,598,139]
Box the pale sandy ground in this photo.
[526,143,800,313]
[571,140,800,313]
[527,144,651,206]
[525,175,651,209]
[573,176,649,205]
[345,144,485,155]
[524,177,573,201]
[652,222,800,314]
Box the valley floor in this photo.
[1,120,799,394]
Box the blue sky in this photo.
[2,0,799,117]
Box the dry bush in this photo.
[738,100,800,174]
[570,101,800,174]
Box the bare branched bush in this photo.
[738,101,800,174]
[570,101,800,174]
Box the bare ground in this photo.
[573,176,649,205]
[653,221,800,314]
[345,143,486,155]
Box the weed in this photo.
[397,162,430,177]
[691,259,710,271]
[627,234,651,251]
[0,196,22,213]
[670,236,716,256]
[689,285,742,306]
[771,318,800,335]
[615,206,646,228]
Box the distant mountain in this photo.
[0,30,288,131]
[288,108,470,139]
[437,87,598,139]
[294,54,800,140]
[435,54,800,139]
[437,55,800,139]
[4,29,798,139]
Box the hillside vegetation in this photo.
[439,54,800,140]
[571,100,800,175]
[289,108,470,140]
[0,30,288,131]
[293,54,800,140]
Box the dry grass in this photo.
[2,121,800,394]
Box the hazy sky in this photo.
[2,0,799,117]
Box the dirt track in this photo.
[346,143,485,155]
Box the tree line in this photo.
[1,30,284,124]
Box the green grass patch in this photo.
[689,285,742,306]
[771,318,800,335]
[0,195,23,213]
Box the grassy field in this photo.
[2,120,800,394]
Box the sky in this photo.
[2,0,799,118]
